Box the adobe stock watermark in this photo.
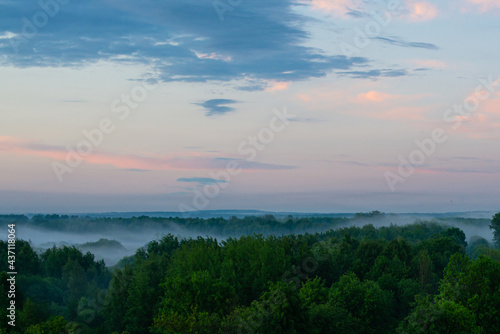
[384,75,499,192]
[51,68,161,182]
[340,0,404,57]
[178,107,295,212]
[10,0,71,53]
[213,0,243,21]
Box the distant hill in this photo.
[78,238,126,251]
[68,210,497,219]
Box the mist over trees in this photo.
[0,212,500,333]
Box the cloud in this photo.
[192,50,232,62]
[265,81,290,93]
[212,158,296,170]
[307,0,365,17]
[0,31,16,39]
[0,0,370,86]
[454,91,500,139]
[340,69,409,79]
[356,91,394,103]
[404,1,438,21]
[373,36,438,50]
[449,79,500,139]
[0,136,296,171]
[419,164,500,175]
[351,91,431,120]
[354,90,427,104]
[195,99,239,116]
[306,0,438,21]
[177,177,228,185]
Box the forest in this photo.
[1,212,500,333]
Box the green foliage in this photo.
[26,316,71,334]
[0,240,40,275]
[398,295,480,334]
[222,281,310,334]
[104,266,134,332]
[489,212,500,248]
[12,215,500,334]
[329,273,395,333]
[299,277,328,308]
[1,241,111,334]
[400,253,500,333]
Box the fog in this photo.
[14,222,230,266]
[350,214,494,243]
[8,213,496,266]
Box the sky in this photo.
[0,0,499,213]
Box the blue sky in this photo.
[0,0,499,213]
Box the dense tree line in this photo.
[3,213,492,239]
[0,240,110,333]
[1,214,352,237]
[1,213,500,333]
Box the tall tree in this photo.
[489,212,500,248]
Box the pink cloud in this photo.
[0,136,68,160]
[454,86,500,139]
[0,137,292,171]
[308,0,355,17]
[265,81,290,93]
[405,1,438,21]
[356,91,394,103]
[351,90,432,120]
[305,1,438,21]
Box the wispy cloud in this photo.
[374,36,439,50]
[0,136,295,171]
[351,90,431,120]
[354,90,427,104]
[340,69,409,79]
[356,91,395,103]
[192,50,232,62]
[0,31,16,39]
[177,177,228,185]
[307,0,365,18]
[306,0,438,21]
[194,99,239,116]
[265,81,290,93]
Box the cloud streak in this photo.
[340,69,409,79]
[374,36,439,50]
[177,177,229,185]
[0,136,295,171]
